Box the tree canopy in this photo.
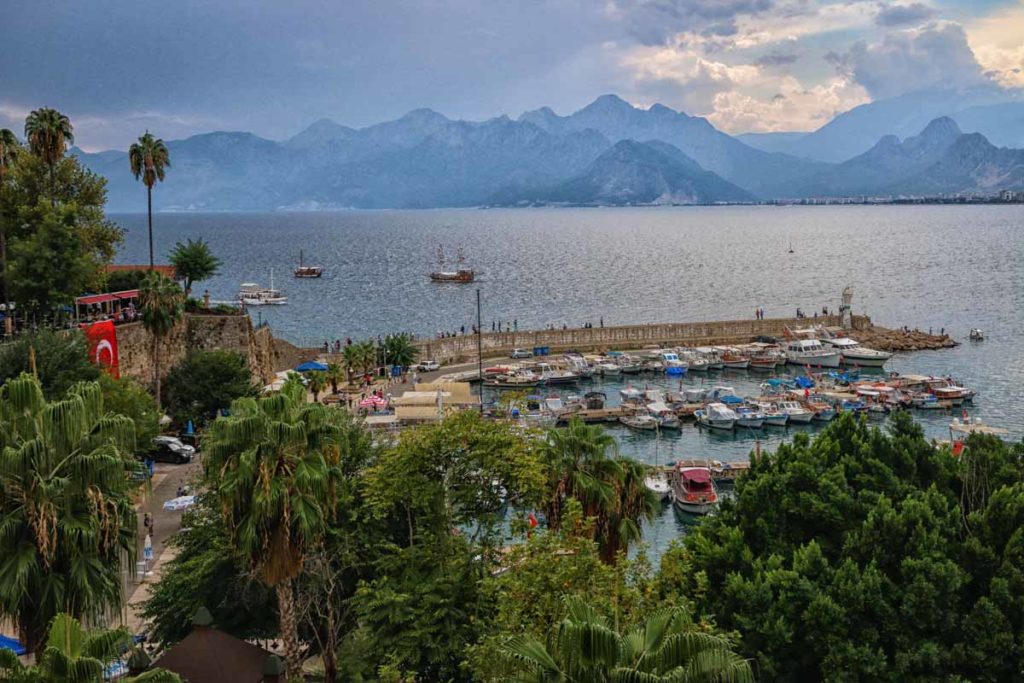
[162,350,256,426]
[168,238,221,295]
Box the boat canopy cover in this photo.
[795,376,815,388]
[720,395,744,405]
[680,468,712,483]
[764,378,788,387]
[647,401,671,413]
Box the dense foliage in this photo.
[162,350,256,426]
[0,329,100,397]
[168,238,220,295]
[665,411,1024,681]
[0,375,142,657]
[138,271,183,408]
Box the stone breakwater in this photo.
[847,326,958,352]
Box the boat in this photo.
[784,339,841,368]
[820,336,892,368]
[645,468,672,501]
[537,363,579,385]
[239,271,287,305]
[660,351,687,375]
[694,347,724,370]
[564,354,594,378]
[672,466,719,515]
[484,370,540,388]
[680,351,709,372]
[969,328,984,341]
[695,402,738,430]
[619,386,643,403]
[582,391,607,409]
[807,398,837,421]
[619,414,660,431]
[647,401,681,430]
[719,347,751,370]
[429,246,475,283]
[616,355,643,374]
[734,406,766,429]
[756,402,789,427]
[910,392,949,410]
[597,362,622,377]
[777,400,814,424]
[293,249,323,278]
[925,378,974,405]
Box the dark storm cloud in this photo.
[876,2,937,27]
[611,0,774,45]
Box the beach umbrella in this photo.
[163,495,196,511]
[296,361,329,372]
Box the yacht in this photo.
[821,337,892,368]
[672,466,719,515]
[695,402,738,430]
[293,250,323,278]
[784,339,841,368]
[239,271,287,305]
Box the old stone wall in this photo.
[115,314,285,386]
[414,315,873,363]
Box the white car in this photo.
[418,360,441,372]
[510,348,533,359]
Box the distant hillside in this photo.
[75,94,1024,211]
[494,140,754,206]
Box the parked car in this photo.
[510,348,533,359]
[417,360,441,372]
[142,436,196,464]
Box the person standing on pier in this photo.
[513,319,518,331]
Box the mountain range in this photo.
[76,92,1024,211]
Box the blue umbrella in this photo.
[295,361,329,372]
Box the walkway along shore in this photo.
[407,315,956,365]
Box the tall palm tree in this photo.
[355,340,376,376]
[498,598,754,682]
[383,333,418,370]
[341,345,361,386]
[23,108,73,182]
[304,370,327,402]
[0,376,141,659]
[542,418,657,563]
[0,129,20,336]
[204,382,345,679]
[325,362,344,395]
[0,613,181,682]
[139,272,183,409]
[128,132,171,268]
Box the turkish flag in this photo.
[82,320,119,378]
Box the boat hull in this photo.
[673,498,717,515]
[763,414,789,427]
[787,352,841,368]
[736,417,765,429]
[840,352,890,368]
[698,417,736,430]
[784,411,814,424]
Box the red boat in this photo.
[671,466,719,515]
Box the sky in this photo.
[2,0,1023,150]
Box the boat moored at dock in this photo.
[671,466,719,515]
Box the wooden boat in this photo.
[756,402,789,427]
[777,400,814,423]
[672,466,719,515]
[293,249,323,278]
[619,414,660,431]
[429,246,475,283]
[695,402,738,430]
[484,370,540,388]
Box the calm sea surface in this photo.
[113,206,1024,555]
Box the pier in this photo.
[409,314,955,364]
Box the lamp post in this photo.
[476,288,483,414]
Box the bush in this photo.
[163,350,257,427]
[104,269,148,292]
[0,329,100,398]
[98,373,159,448]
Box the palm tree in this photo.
[355,340,376,376]
[0,376,141,659]
[204,382,345,679]
[499,598,754,683]
[168,238,220,296]
[128,132,171,268]
[383,333,418,371]
[0,129,20,336]
[0,613,181,682]
[325,362,344,395]
[542,418,657,563]
[23,108,73,186]
[304,370,327,402]
[341,345,361,386]
[139,272,183,409]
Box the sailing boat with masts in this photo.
[429,245,475,283]
[293,249,323,278]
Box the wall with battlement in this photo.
[413,315,871,363]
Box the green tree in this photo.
[24,108,73,189]
[0,613,181,683]
[0,375,141,657]
[203,381,347,680]
[325,362,344,395]
[128,132,170,268]
[542,418,658,563]
[163,350,256,427]
[98,373,160,447]
[104,268,148,293]
[0,329,100,398]
[0,128,20,335]
[341,344,361,385]
[168,238,221,296]
[497,598,753,683]
[304,370,327,402]
[139,272,183,409]
[355,340,376,375]
[382,333,418,370]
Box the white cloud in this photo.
[708,75,870,132]
[966,1,1024,88]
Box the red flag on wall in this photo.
[82,320,119,378]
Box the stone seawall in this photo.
[413,315,872,363]
[115,315,288,386]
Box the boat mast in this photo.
[299,249,304,267]
[437,245,446,270]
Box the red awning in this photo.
[680,468,712,482]
[75,290,139,306]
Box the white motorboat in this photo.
[821,337,892,368]
[683,387,707,403]
[564,354,594,378]
[647,401,681,430]
[239,271,287,305]
[777,400,814,424]
[694,347,724,370]
[660,351,687,375]
[969,328,984,341]
[695,402,738,430]
[784,339,841,368]
[597,362,622,377]
[619,413,660,431]
[756,402,789,427]
[681,351,710,372]
[672,466,719,515]
[537,363,579,385]
[734,406,765,429]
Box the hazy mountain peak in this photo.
[579,94,636,114]
[648,103,677,116]
[399,108,450,124]
[917,116,962,142]
[286,118,356,148]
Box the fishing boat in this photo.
[734,405,766,429]
[672,466,719,515]
[564,353,594,378]
[647,401,681,430]
[484,370,540,388]
[777,400,814,424]
[694,347,724,370]
[537,363,579,385]
[820,336,892,368]
[619,413,659,431]
[645,467,672,501]
[597,362,622,377]
[756,402,789,427]
[239,271,287,305]
[719,347,751,370]
[680,351,709,372]
[695,402,738,430]
[293,250,323,278]
[784,339,841,368]
[429,246,475,283]
[619,386,644,403]
[660,351,687,375]
[616,355,643,374]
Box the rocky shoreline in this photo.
[848,326,958,352]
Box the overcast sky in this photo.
[2,0,1022,150]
